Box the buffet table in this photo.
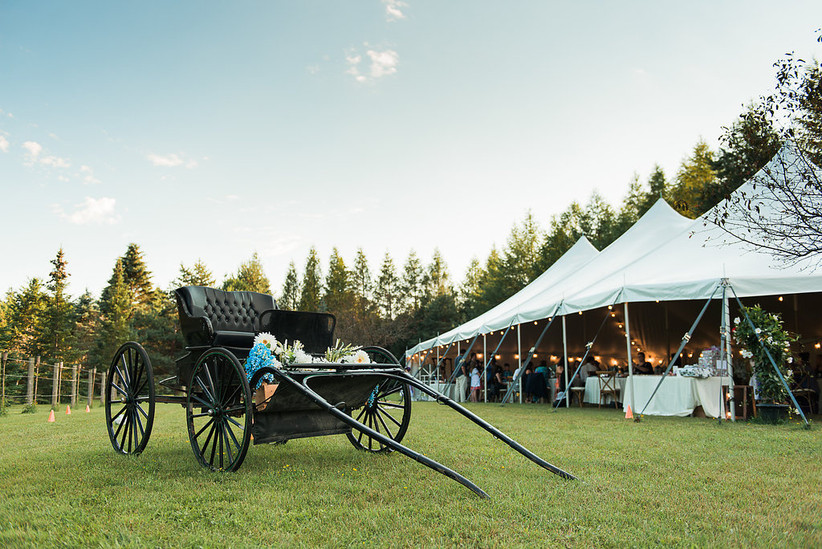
[621,375,731,417]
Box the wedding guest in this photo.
[580,358,599,383]
[635,352,654,375]
[470,364,481,402]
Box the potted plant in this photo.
[733,305,797,423]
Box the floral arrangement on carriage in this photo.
[243,333,372,409]
[733,305,797,420]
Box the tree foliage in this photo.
[222,252,271,294]
[709,50,822,267]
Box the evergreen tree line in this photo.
[1,57,819,372]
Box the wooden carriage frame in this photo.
[104,286,575,498]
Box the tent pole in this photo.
[446,334,481,385]
[483,333,488,400]
[722,280,736,422]
[481,322,514,403]
[625,302,636,419]
[639,285,721,416]
[731,288,810,428]
[517,324,522,403]
[502,310,560,406]
[556,302,618,410]
[562,316,569,408]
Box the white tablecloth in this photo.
[583,376,628,405]
[621,376,731,417]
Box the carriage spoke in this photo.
[190,393,213,410]
[111,404,127,423]
[376,405,402,427]
[113,408,127,441]
[375,406,399,434]
[203,363,218,403]
[375,400,405,409]
[194,417,215,440]
[222,424,235,465]
[134,408,146,438]
[111,382,128,398]
[226,415,245,430]
[113,364,128,389]
[195,376,216,405]
[224,421,241,450]
[208,424,219,467]
[218,424,224,470]
[378,385,402,398]
[120,354,131,386]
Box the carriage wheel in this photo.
[105,342,155,455]
[186,348,252,472]
[346,347,412,453]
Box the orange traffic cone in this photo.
[625,405,634,419]
[86,404,90,413]
[66,405,71,415]
[48,409,56,423]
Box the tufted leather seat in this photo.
[175,286,277,349]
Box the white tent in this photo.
[405,198,694,359]
[405,235,599,357]
[560,142,822,314]
[405,144,822,418]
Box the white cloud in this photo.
[22,140,42,160]
[382,0,407,21]
[40,155,71,168]
[346,47,399,83]
[0,135,8,153]
[80,165,101,185]
[147,152,198,168]
[367,49,399,78]
[55,196,121,225]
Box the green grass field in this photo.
[1,402,820,548]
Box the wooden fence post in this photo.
[26,357,35,406]
[34,356,41,404]
[52,362,60,408]
[70,363,78,407]
[99,372,105,406]
[87,367,96,408]
[1,351,7,407]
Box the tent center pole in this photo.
[625,302,636,419]
[562,316,569,408]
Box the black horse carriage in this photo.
[105,286,575,497]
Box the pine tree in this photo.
[280,261,300,310]
[174,259,216,288]
[121,243,154,308]
[711,105,779,211]
[43,248,74,361]
[298,247,323,312]
[400,250,424,313]
[73,290,99,369]
[351,248,372,302]
[222,252,271,294]
[7,279,47,357]
[96,259,133,367]
[459,257,485,319]
[424,249,452,301]
[374,252,400,320]
[323,248,351,314]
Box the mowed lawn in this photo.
[1,401,820,548]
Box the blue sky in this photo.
[1,1,821,299]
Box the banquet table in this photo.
[621,375,732,417]
[583,376,628,405]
